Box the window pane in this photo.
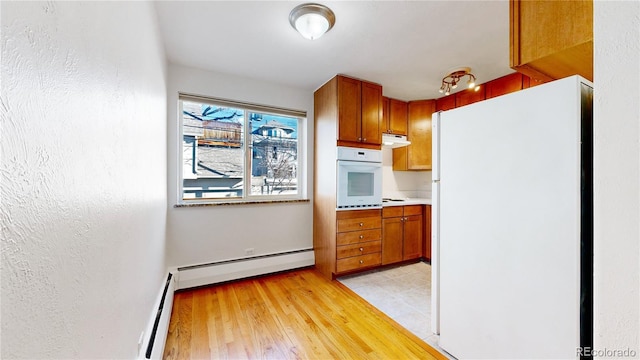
[182,100,244,199]
[249,112,298,196]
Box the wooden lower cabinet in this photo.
[382,205,423,265]
[382,215,403,264]
[403,214,422,260]
[423,205,432,260]
[335,209,382,275]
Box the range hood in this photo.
[382,133,411,148]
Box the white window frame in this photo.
[177,93,306,205]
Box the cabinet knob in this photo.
[359,222,364,227]
[359,235,364,239]
[359,247,364,252]
[359,260,364,264]
[363,138,367,141]
[358,137,362,141]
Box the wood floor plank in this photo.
[190,288,211,359]
[163,291,193,360]
[162,268,446,360]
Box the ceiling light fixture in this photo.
[439,67,480,95]
[289,3,335,40]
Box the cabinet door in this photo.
[510,0,593,82]
[361,81,382,145]
[423,205,432,260]
[393,100,435,171]
[388,98,408,135]
[382,97,390,134]
[435,94,456,112]
[382,217,403,265]
[455,85,486,107]
[486,73,524,99]
[403,214,422,260]
[337,76,362,143]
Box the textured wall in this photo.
[1,2,167,358]
[166,64,313,267]
[593,1,640,356]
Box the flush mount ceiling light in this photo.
[439,67,480,95]
[289,3,335,40]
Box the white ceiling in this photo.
[154,1,513,101]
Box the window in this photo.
[178,94,305,203]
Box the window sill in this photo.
[174,198,310,208]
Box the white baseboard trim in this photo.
[175,249,315,290]
[138,269,177,360]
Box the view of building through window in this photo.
[180,98,302,201]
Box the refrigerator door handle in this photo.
[432,112,441,181]
[431,111,441,335]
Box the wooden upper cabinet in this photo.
[337,76,362,143]
[435,94,456,112]
[486,72,525,99]
[510,0,593,82]
[361,81,383,145]
[382,97,390,134]
[455,85,486,107]
[393,100,435,171]
[337,75,382,147]
[388,98,408,135]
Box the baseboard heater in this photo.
[176,248,315,290]
[144,272,175,359]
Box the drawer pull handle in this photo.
[359,260,364,264]
[359,235,364,239]
[359,247,364,252]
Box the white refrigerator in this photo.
[431,75,593,359]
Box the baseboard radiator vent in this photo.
[176,248,315,290]
[141,272,176,360]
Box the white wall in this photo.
[593,2,640,356]
[166,64,313,267]
[381,147,432,199]
[1,2,168,359]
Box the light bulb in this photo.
[468,80,476,89]
[445,90,450,96]
[474,85,481,92]
[295,13,330,40]
[439,88,444,94]
[451,83,458,89]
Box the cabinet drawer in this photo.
[337,217,381,232]
[403,205,423,216]
[336,229,381,245]
[382,206,403,218]
[337,240,382,259]
[336,253,381,273]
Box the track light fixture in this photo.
[439,67,480,95]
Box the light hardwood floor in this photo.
[163,267,446,360]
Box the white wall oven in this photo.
[336,146,382,209]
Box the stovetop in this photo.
[382,198,406,203]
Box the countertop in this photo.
[382,197,432,207]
